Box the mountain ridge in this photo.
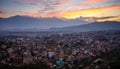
[48,21,120,32]
[0,15,120,32]
[0,15,87,30]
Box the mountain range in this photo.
[0,15,87,31]
[0,15,120,32]
[49,21,120,32]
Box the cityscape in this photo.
[0,0,120,69]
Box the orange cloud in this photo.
[97,16,120,22]
[23,5,120,22]
[81,0,108,5]
[58,5,120,19]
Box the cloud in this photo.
[22,4,120,18]
[0,10,3,14]
[18,0,111,15]
[83,16,120,22]
[19,0,69,5]
[2,0,119,22]
[24,5,120,20]
[96,16,120,22]
[81,0,108,5]
[0,8,15,18]
[72,0,109,10]
[19,0,72,13]
[58,5,120,19]
[0,9,4,14]
[24,10,62,18]
[2,3,119,22]
[19,0,40,4]
[95,16,119,19]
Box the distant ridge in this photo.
[0,15,87,31]
[0,15,120,32]
[48,21,120,32]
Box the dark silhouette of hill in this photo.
[49,21,120,32]
[0,15,86,31]
[0,15,120,32]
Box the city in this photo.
[0,30,120,69]
[0,0,120,69]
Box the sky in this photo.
[0,0,120,22]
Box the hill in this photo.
[0,15,86,31]
[49,21,120,32]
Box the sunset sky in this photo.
[0,0,120,22]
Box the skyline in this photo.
[0,0,120,22]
